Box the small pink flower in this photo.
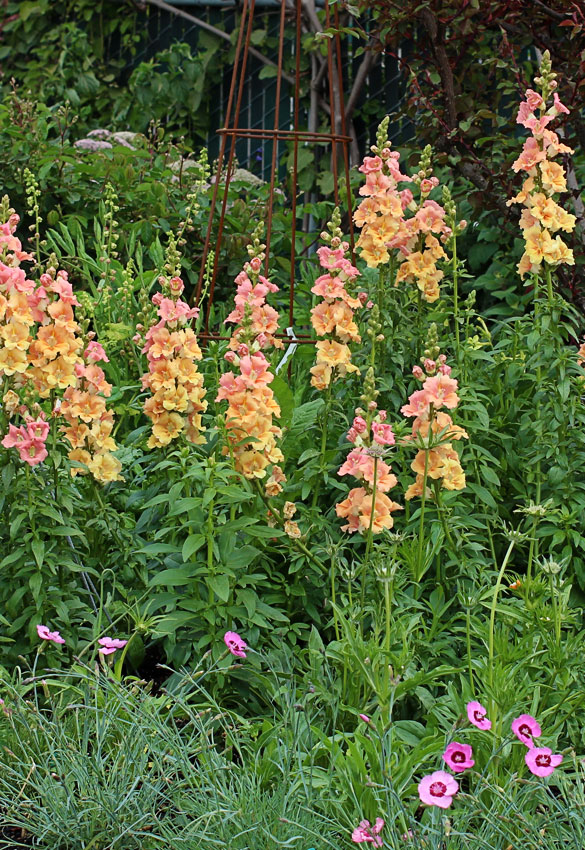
[552,92,570,116]
[418,770,458,809]
[36,624,65,645]
[353,416,368,434]
[84,341,109,363]
[412,365,424,380]
[371,422,395,446]
[19,441,48,467]
[98,636,128,656]
[512,713,541,747]
[359,713,371,723]
[525,747,563,777]
[466,701,492,731]
[169,276,185,296]
[224,630,247,658]
[26,420,50,442]
[443,741,475,773]
[352,818,384,846]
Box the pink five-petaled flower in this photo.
[224,630,247,658]
[525,746,563,777]
[98,637,128,656]
[418,770,459,809]
[512,713,542,747]
[36,624,66,645]
[466,700,492,731]
[351,818,384,846]
[443,741,475,773]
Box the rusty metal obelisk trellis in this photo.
[194,0,354,346]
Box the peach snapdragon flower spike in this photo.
[507,51,575,284]
[354,118,454,303]
[0,199,121,482]
[216,228,285,489]
[401,335,467,501]
[309,207,362,391]
[141,274,207,449]
[336,402,402,535]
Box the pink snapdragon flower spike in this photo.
[466,700,492,731]
[351,818,384,846]
[224,630,247,658]
[512,713,542,747]
[525,746,563,777]
[418,770,459,809]
[443,741,475,773]
[98,637,128,656]
[36,624,66,645]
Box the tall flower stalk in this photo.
[0,198,121,482]
[401,327,468,578]
[216,227,285,487]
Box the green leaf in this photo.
[467,482,497,509]
[271,375,295,427]
[182,535,205,562]
[149,565,199,586]
[208,574,230,602]
[32,540,45,569]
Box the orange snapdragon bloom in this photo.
[0,203,121,482]
[310,209,362,391]
[401,345,467,500]
[141,277,207,450]
[216,234,285,490]
[336,398,402,536]
[354,120,456,303]
[507,53,575,279]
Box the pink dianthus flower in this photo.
[351,818,384,846]
[418,770,458,809]
[466,700,492,731]
[224,630,247,658]
[512,713,541,747]
[525,746,562,777]
[36,624,66,645]
[443,741,475,773]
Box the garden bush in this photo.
[0,47,584,849]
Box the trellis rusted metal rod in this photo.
[194,0,354,349]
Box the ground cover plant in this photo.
[0,48,585,849]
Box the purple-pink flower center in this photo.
[473,710,484,722]
[452,751,465,763]
[536,754,550,766]
[429,781,447,797]
[518,724,532,737]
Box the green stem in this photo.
[529,273,543,580]
[466,607,474,696]
[488,539,517,699]
[544,263,553,307]
[452,230,460,357]
[416,446,430,581]
[330,556,340,642]
[433,479,455,549]
[360,456,378,610]
[207,465,215,607]
[311,382,333,509]
[384,577,392,655]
